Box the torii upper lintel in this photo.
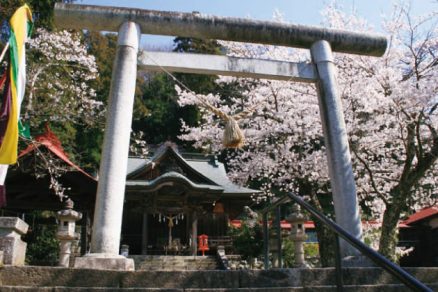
[54,3,387,57]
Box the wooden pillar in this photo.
[80,212,89,255]
[192,211,198,256]
[186,212,190,247]
[141,212,148,255]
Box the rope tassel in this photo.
[197,96,247,148]
[223,117,244,148]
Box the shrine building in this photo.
[3,130,257,257]
[123,142,257,255]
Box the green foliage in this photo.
[228,223,264,260]
[133,73,199,144]
[0,0,74,31]
[85,31,117,104]
[72,126,103,171]
[71,31,120,169]
[24,212,59,266]
[173,37,222,55]
[282,239,320,268]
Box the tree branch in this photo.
[352,147,389,205]
[415,112,424,159]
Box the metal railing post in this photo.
[334,234,344,292]
[276,206,282,268]
[263,212,269,269]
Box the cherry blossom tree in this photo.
[13,28,105,200]
[177,3,438,261]
[338,6,438,259]
[25,28,104,127]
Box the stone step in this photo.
[0,284,437,292]
[0,266,436,289]
[129,255,220,271]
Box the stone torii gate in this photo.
[54,3,387,270]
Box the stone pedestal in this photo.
[0,217,28,265]
[74,254,134,271]
[269,236,280,268]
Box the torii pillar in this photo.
[74,21,140,270]
[55,3,387,269]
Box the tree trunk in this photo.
[378,186,408,261]
[313,219,336,266]
[308,191,336,267]
[378,203,402,261]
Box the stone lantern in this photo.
[56,199,82,267]
[286,204,308,268]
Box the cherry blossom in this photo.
[177,4,438,258]
[24,28,104,127]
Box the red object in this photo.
[18,124,95,180]
[402,205,438,225]
[197,234,209,256]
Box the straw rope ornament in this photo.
[194,94,256,148]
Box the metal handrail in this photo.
[286,192,432,292]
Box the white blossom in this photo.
[177,5,438,220]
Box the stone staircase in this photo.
[129,255,220,271]
[0,266,437,291]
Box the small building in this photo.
[399,205,438,267]
[4,127,97,214]
[122,142,257,255]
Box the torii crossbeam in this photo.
[54,3,387,270]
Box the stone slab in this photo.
[0,217,29,237]
[1,285,438,292]
[74,256,134,271]
[0,288,183,292]
[0,236,27,265]
[239,269,301,288]
[0,266,437,289]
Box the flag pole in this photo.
[0,42,10,64]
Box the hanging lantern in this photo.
[213,202,225,214]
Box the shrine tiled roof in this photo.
[126,171,224,192]
[127,142,259,195]
[184,159,255,194]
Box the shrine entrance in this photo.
[54,3,387,269]
[121,143,256,256]
[122,205,191,255]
